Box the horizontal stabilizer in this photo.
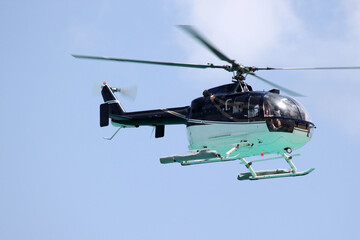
[160,150,219,164]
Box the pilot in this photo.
[273,106,282,128]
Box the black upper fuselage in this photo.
[105,82,314,134]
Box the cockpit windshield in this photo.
[263,93,312,122]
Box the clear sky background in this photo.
[1,1,360,239]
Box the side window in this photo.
[233,94,248,118]
[248,95,261,118]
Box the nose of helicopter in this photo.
[262,92,315,154]
[264,92,313,123]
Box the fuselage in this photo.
[106,82,314,157]
[186,84,314,157]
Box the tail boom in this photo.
[100,83,189,138]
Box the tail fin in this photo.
[100,84,125,127]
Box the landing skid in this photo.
[237,153,315,181]
[160,147,315,181]
[238,168,315,180]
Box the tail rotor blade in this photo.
[119,85,138,101]
[92,82,138,101]
[92,82,104,96]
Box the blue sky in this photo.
[1,1,360,239]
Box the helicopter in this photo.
[73,25,360,181]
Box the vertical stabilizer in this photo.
[100,84,125,127]
[101,84,125,114]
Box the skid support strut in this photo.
[238,153,315,181]
[103,127,122,140]
[239,158,257,178]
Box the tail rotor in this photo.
[93,82,138,101]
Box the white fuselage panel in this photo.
[186,121,311,157]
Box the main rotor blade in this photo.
[72,54,229,70]
[178,25,235,65]
[256,66,360,71]
[249,73,305,97]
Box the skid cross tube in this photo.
[225,144,240,158]
[282,153,297,173]
[239,158,257,178]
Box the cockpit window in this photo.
[290,98,312,122]
[263,93,309,121]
